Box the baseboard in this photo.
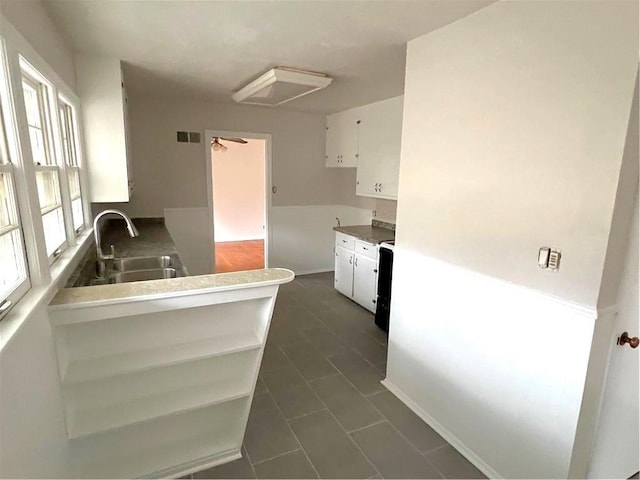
[145,448,241,479]
[293,268,333,276]
[380,379,502,480]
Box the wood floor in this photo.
[215,240,264,273]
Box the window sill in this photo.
[0,228,94,351]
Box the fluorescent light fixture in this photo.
[232,67,332,106]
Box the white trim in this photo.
[144,448,241,479]
[291,267,333,276]
[205,129,272,272]
[393,244,602,317]
[0,227,93,351]
[381,378,503,479]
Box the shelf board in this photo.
[64,332,262,384]
[69,378,252,439]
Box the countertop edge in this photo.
[50,268,295,310]
[333,225,395,244]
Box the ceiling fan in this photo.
[210,136,248,152]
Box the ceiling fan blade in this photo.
[220,137,248,144]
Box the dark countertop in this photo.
[66,219,185,287]
[103,220,179,258]
[333,225,395,244]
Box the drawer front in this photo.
[336,232,355,250]
[355,240,377,260]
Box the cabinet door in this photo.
[353,254,378,313]
[356,96,403,199]
[338,108,359,167]
[375,96,403,198]
[334,246,354,297]
[325,114,340,167]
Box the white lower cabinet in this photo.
[334,234,378,313]
[353,254,378,311]
[335,246,354,297]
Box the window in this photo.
[21,72,67,261]
[0,56,29,312]
[58,100,84,232]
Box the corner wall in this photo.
[387,1,638,478]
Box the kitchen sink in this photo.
[112,255,173,272]
[110,268,177,283]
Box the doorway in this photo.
[205,130,271,273]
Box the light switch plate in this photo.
[548,249,561,270]
[538,247,550,268]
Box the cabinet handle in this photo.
[349,256,353,264]
[373,269,378,273]
[355,257,358,267]
[372,299,376,304]
[362,246,368,250]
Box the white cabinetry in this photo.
[325,108,359,167]
[334,245,354,296]
[334,233,378,312]
[356,96,403,199]
[75,55,133,202]
[47,269,293,478]
[353,254,377,310]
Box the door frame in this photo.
[204,129,272,271]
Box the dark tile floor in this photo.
[187,273,486,479]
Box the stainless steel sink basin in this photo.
[112,255,173,272]
[110,268,177,283]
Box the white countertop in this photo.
[50,268,295,309]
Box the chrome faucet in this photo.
[93,209,139,278]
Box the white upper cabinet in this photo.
[325,107,359,167]
[75,55,132,202]
[356,96,403,199]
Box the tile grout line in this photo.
[345,418,388,435]
[250,447,303,467]
[299,290,447,479]
[241,443,259,478]
[363,392,448,479]
[278,344,382,480]
[266,344,323,480]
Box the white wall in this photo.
[0,0,76,92]
[116,96,374,217]
[271,204,372,275]
[165,207,215,275]
[213,139,265,242]
[387,1,638,479]
[395,0,637,308]
[597,78,639,308]
[101,95,376,274]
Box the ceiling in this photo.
[43,0,495,114]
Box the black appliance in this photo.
[374,242,394,333]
